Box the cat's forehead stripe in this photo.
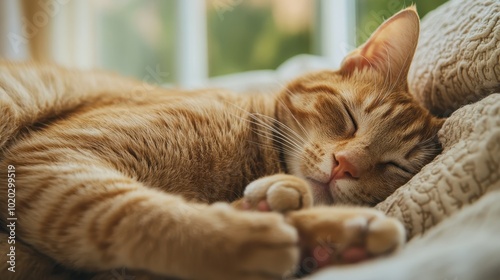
[289,81,339,96]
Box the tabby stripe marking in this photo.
[89,195,150,251]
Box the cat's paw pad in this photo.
[242,174,313,212]
[288,207,405,271]
[341,213,404,260]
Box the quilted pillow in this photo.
[408,0,500,117]
[375,94,500,238]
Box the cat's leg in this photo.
[286,207,405,273]
[233,174,313,212]
[0,161,299,280]
[234,175,405,270]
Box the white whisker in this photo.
[244,114,304,151]
[226,109,305,158]
[251,112,306,144]
[250,127,304,156]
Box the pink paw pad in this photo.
[240,200,271,212]
[257,200,271,211]
[341,246,369,263]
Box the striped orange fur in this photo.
[0,7,442,280]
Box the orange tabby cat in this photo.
[0,7,442,280]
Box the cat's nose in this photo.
[331,153,359,180]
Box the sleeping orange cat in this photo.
[0,7,443,280]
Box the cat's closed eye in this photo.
[384,161,412,174]
[343,104,357,136]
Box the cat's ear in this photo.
[339,6,419,86]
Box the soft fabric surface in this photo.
[375,93,500,238]
[311,189,500,280]
[408,0,500,116]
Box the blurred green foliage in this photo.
[207,2,313,77]
[98,0,176,83]
[356,0,449,45]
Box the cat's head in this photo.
[276,7,444,206]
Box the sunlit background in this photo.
[0,0,447,88]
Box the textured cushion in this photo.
[376,94,500,238]
[313,190,500,280]
[408,0,500,116]
[375,0,500,239]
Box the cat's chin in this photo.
[305,177,335,205]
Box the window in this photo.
[207,0,314,76]
[0,0,448,88]
[93,1,177,84]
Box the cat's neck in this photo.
[240,93,288,175]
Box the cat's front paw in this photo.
[287,207,405,273]
[240,174,313,213]
[209,204,300,280]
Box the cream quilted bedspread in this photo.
[375,94,500,238]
